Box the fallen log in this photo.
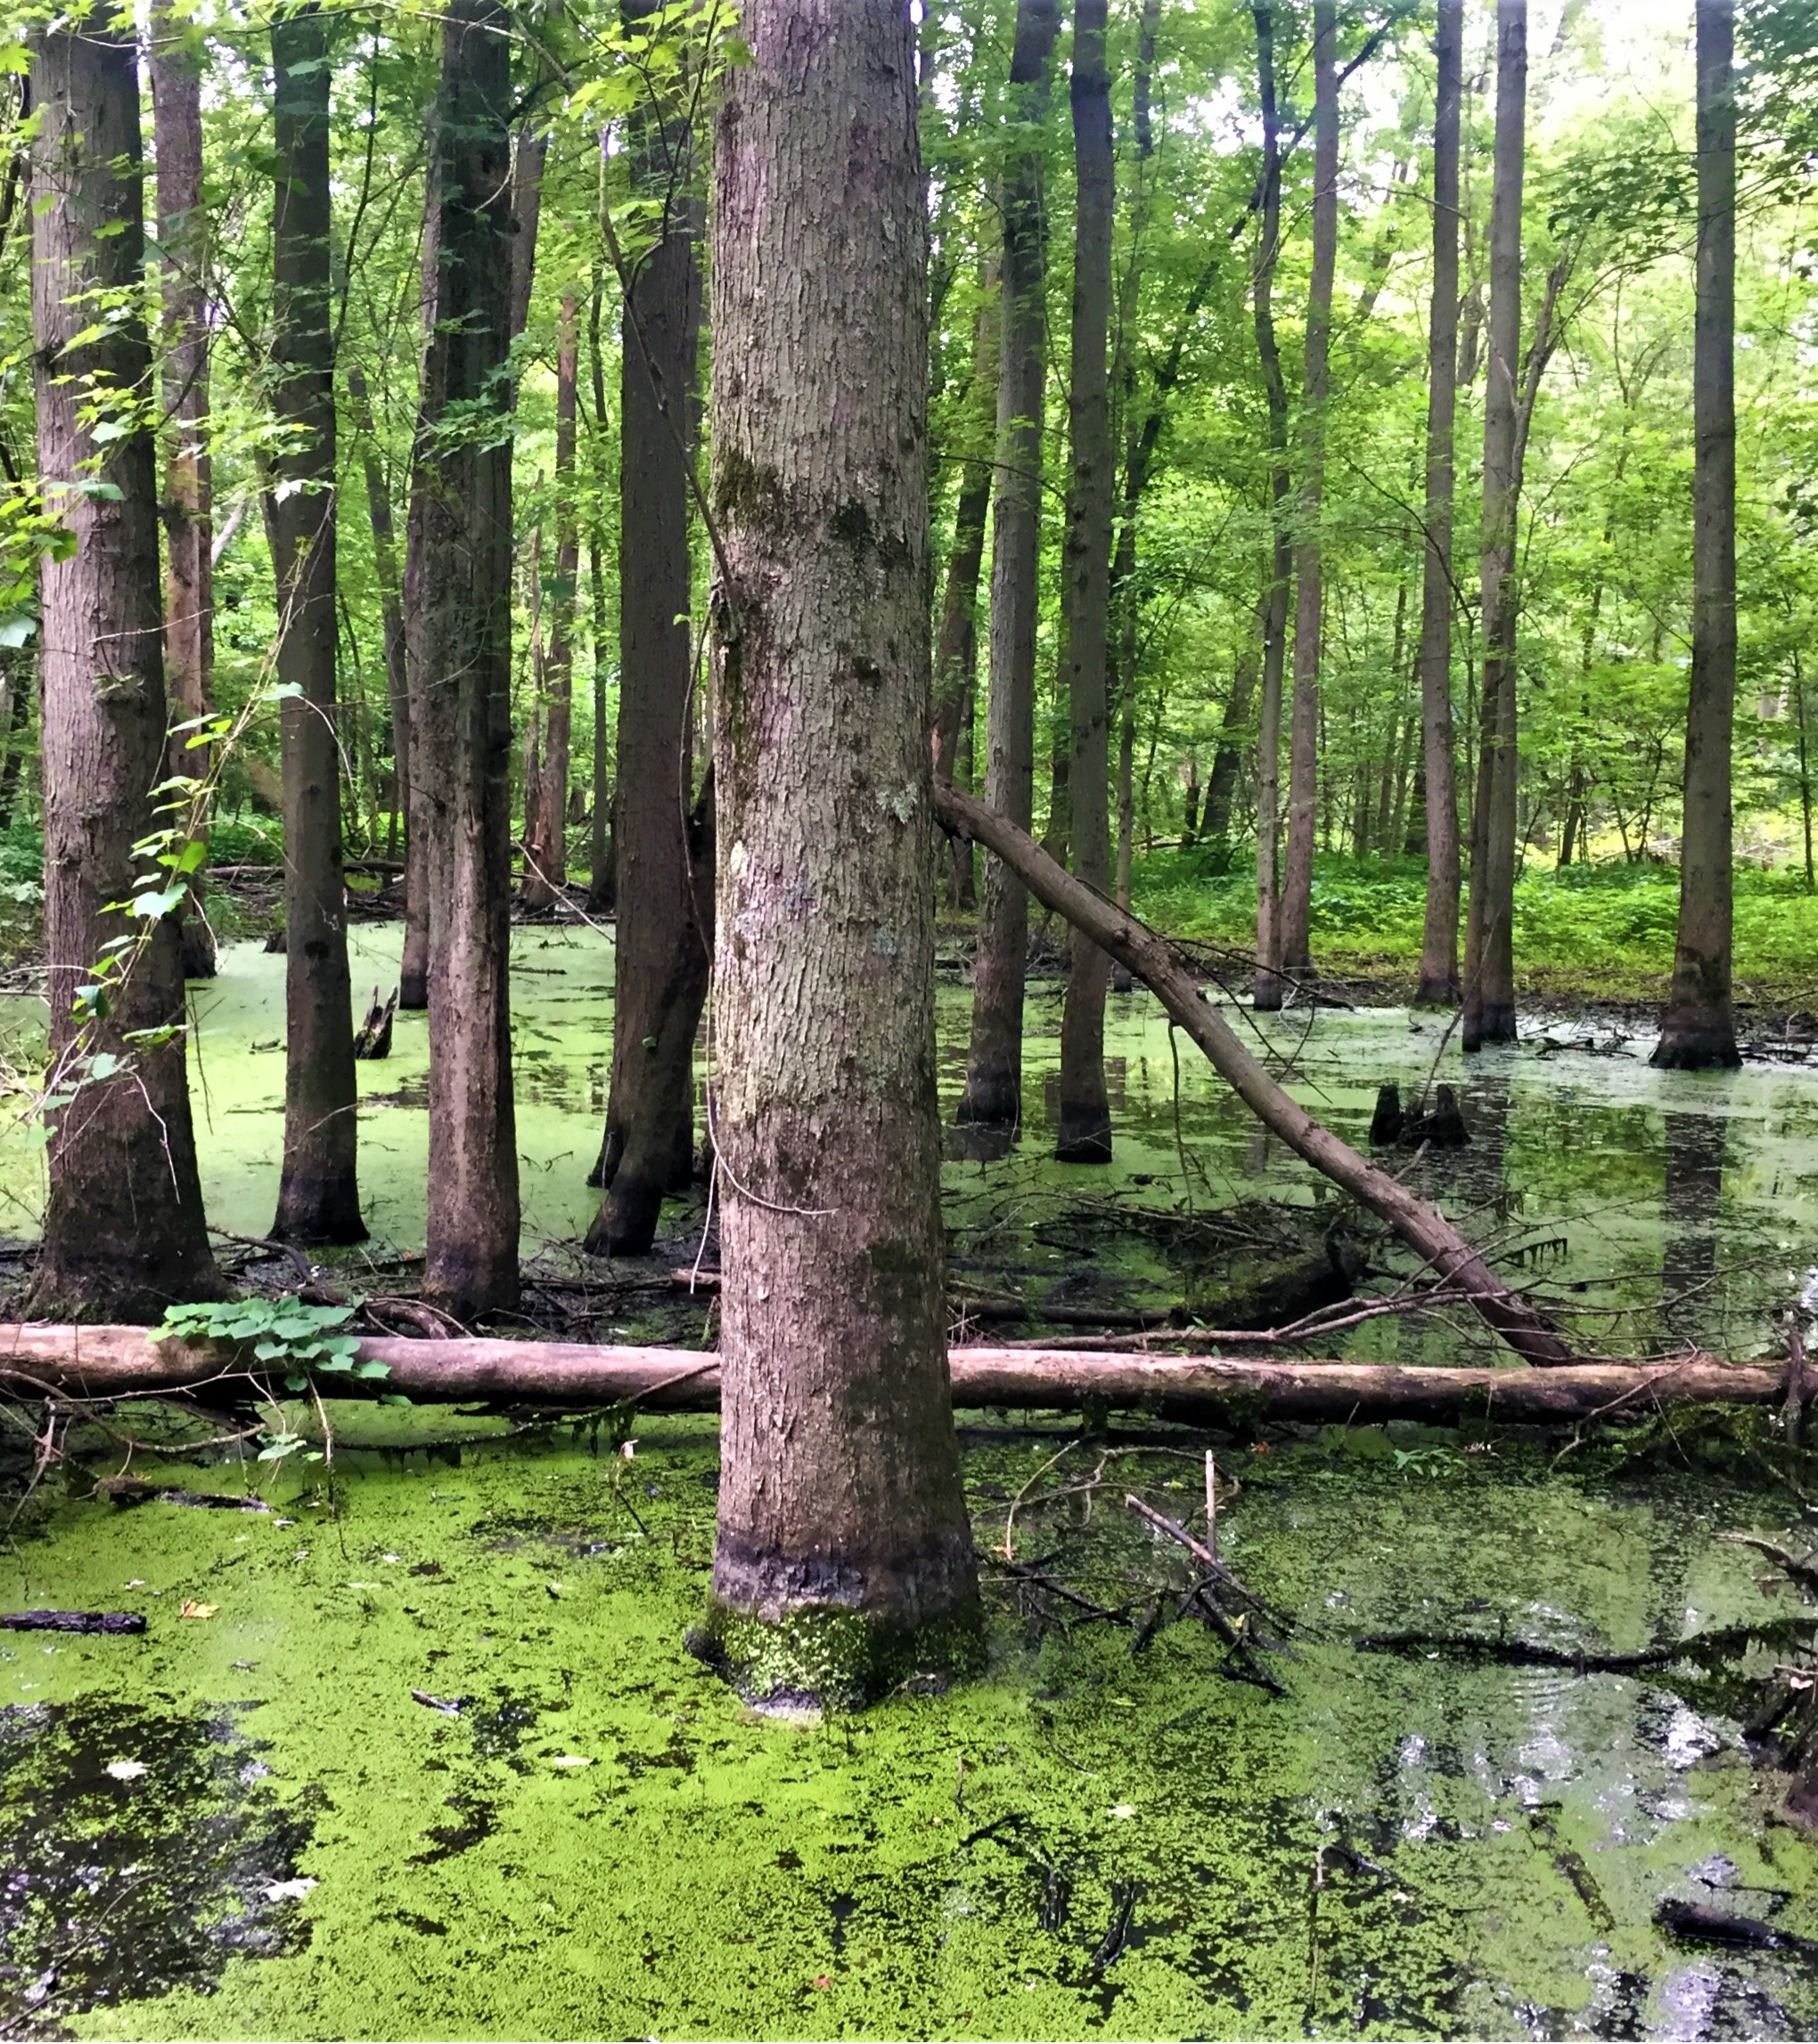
[0,1326,1785,1425]
[931,781,1575,1367]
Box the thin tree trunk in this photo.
[1796,652,1813,893]
[347,364,409,879]
[1655,0,1740,1069]
[1251,3,1292,1010]
[1055,0,1116,1165]
[958,0,1060,1128]
[932,274,997,911]
[704,0,979,1704]
[1204,644,1258,846]
[396,152,438,1012]
[507,125,546,354]
[1416,4,1464,1002]
[521,295,579,912]
[27,10,222,1320]
[148,0,217,980]
[586,268,614,914]
[406,0,520,1316]
[587,1,707,1255]
[1462,0,1526,1051]
[1277,0,1339,977]
[268,3,362,1244]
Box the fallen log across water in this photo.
[931,781,1576,1368]
[0,1327,1789,1426]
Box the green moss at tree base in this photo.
[688,1595,987,1713]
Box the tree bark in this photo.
[935,781,1576,1366]
[588,5,706,1255]
[586,269,615,914]
[1462,0,1526,1051]
[932,278,997,911]
[705,0,979,1703]
[521,294,579,913]
[507,126,546,354]
[0,1329,1781,1428]
[347,365,409,876]
[396,148,438,1013]
[147,1,217,981]
[268,3,363,1246]
[406,0,520,1317]
[27,11,223,1320]
[1655,0,1740,1069]
[1250,4,1292,1010]
[1055,0,1116,1165]
[1416,0,1463,1006]
[958,0,1060,1128]
[1277,2,1339,978]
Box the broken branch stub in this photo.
[931,781,1575,1366]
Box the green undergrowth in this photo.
[1128,846,1818,1006]
[1,1410,1815,2040]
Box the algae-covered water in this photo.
[4,928,1818,2038]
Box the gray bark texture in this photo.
[269,3,363,1245]
[406,0,520,1316]
[958,0,1060,1127]
[588,9,707,1256]
[1416,0,1463,1006]
[521,294,579,912]
[1654,0,1740,1069]
[28,12,223,1320]
[1462,0,1526,1051]
[1278,0,1339,977]
[148,0,217,981]
[1250,2,1291,1010]
[706,0,979,1698]
[1055,0,1116,1164]
[348,364,410,869]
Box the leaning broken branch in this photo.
[0,1328,1785,1425]
[932,781,1576,1366]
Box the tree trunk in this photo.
[27,11,223,1320]
[1655,0,1740,1069]
[958,0,1060,1128]
[406,0,520,1317]
[347,365,410,882]
[521,294,579,913]
[1204,645,1257,846]
[932,277,996,911]
[1250,3,1292,1010]
[586,270,615,914]
[507,126,545,353]
[587,6,706,1255]
[1415,0,1463,1005]
[396,153,438,1013]
[935,781,1576,1367]
[704,0,979,1705]
[1462,0,1525,1051]
[1055,0,1116,1165]
[267,3,363,1246]
[0,1328,1781,1429]
[148,1,217,981]
[1277,0,1339,978]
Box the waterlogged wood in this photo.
[933,781,1576,1366]
[0,1329,1781,1425]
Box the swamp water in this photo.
[2,928,1818,2038]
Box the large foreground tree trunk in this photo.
[1054,0,1116,1165]
[268,2,363,1245]
[407,0,520,1317]
[936,781,1576,1367]
[521,293,579,914]
[588,12,706,1256]
[28,12,222,1320]
[704,0,979,1705]
[1277,0,1339,979]
[0,1329,1781,1429]
[958,0,1060,1128]
[1462,0,1526,1051]
[1655,0,1740,1069]
[1250,3,1292,1011]
[1415,0,1464,1007]
[148,0,217,981]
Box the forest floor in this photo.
[0,928,1815,2033]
